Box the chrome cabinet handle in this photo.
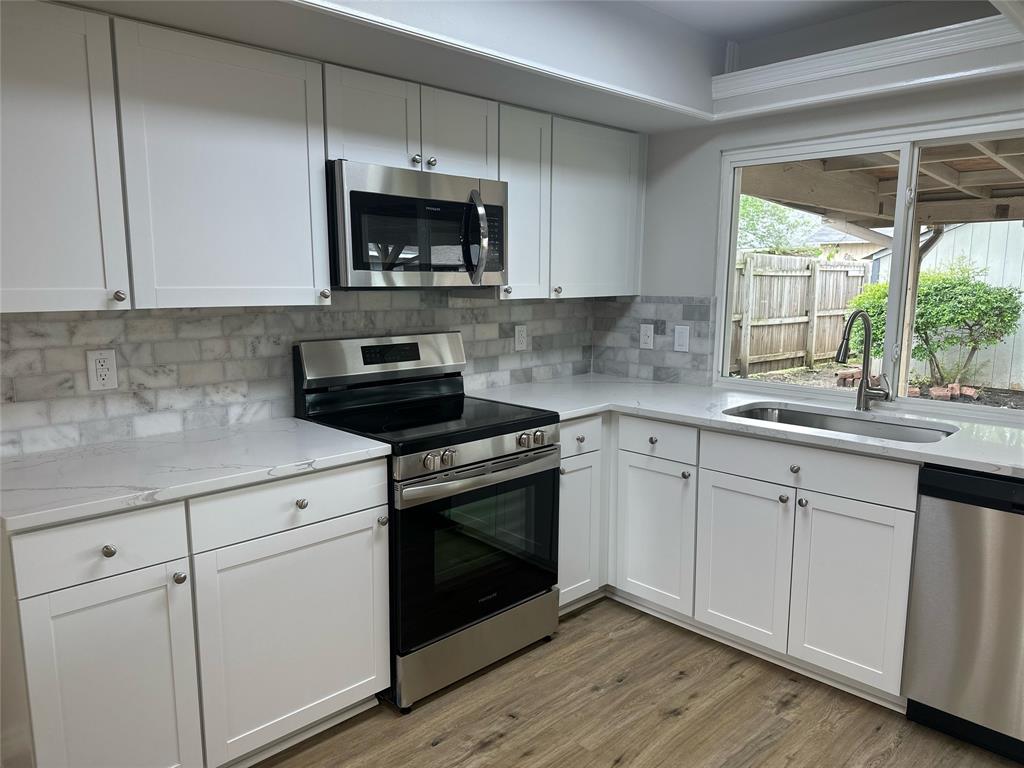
[101,544,117,558]
[503,287,512,295]
[798,498,809,508]
[295,498,309,510]
[576,435,586,444]
[377,515,389,527]
[681,471,691,480]
[790,464,801,474]
[648,436,658,445]
[172,572,188,585]
[553,286,563,295]
[427,156,438,167]
[112,290,127,302]
[411,153,422,165]
[779,494,790,503]
[319,289,331,299]
[559,467,566,476]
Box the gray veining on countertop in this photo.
[1,419,389,532]
[478,375,1024,478]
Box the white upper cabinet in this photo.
[421,86,499,180]
[20,561,203,768]
[499,105,552,300]
[1,1,131,312]
[615,452,696,616]
[788,491,914,694]
[115,20,329,308]
[194,507,389,767]
[325,65,421,169]
[550,118,643,299]
[694,469,795,653]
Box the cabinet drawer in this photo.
[189,460,388,552]
[11,503,187,598]
[618,416,697,465]
[700,431,917,511]
[560,415,602,457]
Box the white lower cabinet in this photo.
[20,560,203,768]
[194,507,390,766]
[787,491,914,694]
[694,469,795,653]
[558,450,602,606]
[615,452,696,616]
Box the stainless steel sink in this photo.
[723,402,958,443]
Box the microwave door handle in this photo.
[462,188,488,286]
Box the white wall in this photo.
[331,1,722,113]
[642,73,1024,298]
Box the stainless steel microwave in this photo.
[327,160,508,289]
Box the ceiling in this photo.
[643,0,903,39]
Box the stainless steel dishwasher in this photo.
[904,465,1024,762]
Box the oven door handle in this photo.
[396,449,560,509]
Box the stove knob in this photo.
[423,453,440,471]
[517,432,531,448]
[532,429,546,446]
[441,449,457,467]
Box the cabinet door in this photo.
[325,65,421,169]
[788,491,914,694]
[498,105,552,300]
[550,118,643,298]
[421,86,498,180]
[116,20,329,308]
[615,452,696,616]
[695,469,794,652]
[1,1,130,312]
[20,560,202,768]
[194,507,389,767]
[558,451,602,606]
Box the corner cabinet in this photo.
[550,118,644,299]
[1,1,131,312]
[787,491,914,694]
[193,507,390,767]
[19,561,203,768]
[615,452,696,616]
[115,20,330,308]
[499,105,552,300]
[694,469,795,653]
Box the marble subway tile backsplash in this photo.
[591,296,715,385]
[0,291,594,456]
[0,292,711,456]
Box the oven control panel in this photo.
[395,424,560,481]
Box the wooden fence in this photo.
[729,253,868,376]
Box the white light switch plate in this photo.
[514,325,529,352]
[86,349,118,391]
[674,325,690,353]
[639,324,654,350]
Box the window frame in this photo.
[712,116,1024,426]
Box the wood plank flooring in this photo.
[259,599,1014,768]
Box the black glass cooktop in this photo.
[312,395,557,455]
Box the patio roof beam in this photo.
[971,141,1024,182]
[916,195,1024,224]
[820,153,898,172]
[886,152,991,199]
[742,162,894,221]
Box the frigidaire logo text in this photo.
[425,206,442,212]
[477,592,498,603]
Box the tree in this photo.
[736,195,820,255]
[848,262,1023,386]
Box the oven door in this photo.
[328,160,506,289]
[392,447,559,655]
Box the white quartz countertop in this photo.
[1,419,390,532]
[478,375,1024,478]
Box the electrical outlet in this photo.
[674,325,690,353]
[639,323,654,350]
[86,349,118,391]
[514,325,529,352]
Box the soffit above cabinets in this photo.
[70,0,1024,132]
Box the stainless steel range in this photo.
[293,332,560,712]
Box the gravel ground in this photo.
[743,362,1024,410]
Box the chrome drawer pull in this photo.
[790,464,801,474]
[101,544,117,558]
[648,436,658,445]
[798,498,809,508]
[779,494,790,503]
[681,471,691,480]
[377,516,389,527]
[576,435,586,444]
[295,498,309,510]
[173,572,188,585]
